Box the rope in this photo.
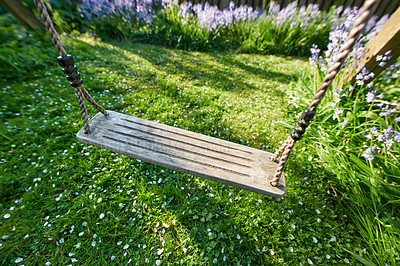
[33,0,66,57]
[75,85,90,133]
[270,0,379,186]
[80,86,108,115]
[33,0,108,134]
[270,136,291,161]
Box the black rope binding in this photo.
[290,105,317,141]
[57,55,83,88]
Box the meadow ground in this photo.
[0,36,369,265]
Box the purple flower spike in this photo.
[377,135,385,142]
[370,126,377,135]
[365,90,377,103]
[309,44,320,68]
[385,139,394,150]
[363,132,372,139]
[393,132,400,143]
[362,146,377,160]
[383,126,394,139]
[371,146,378,153]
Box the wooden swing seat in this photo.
[77,111,286,197]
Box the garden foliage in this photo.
[0,14,58,81]
[49,0,336,56]
[301,8,399,264]
[1,0,399,264]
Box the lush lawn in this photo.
[0,34,369,265]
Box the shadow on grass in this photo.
[86,39,299,96]
[0,37,362,264]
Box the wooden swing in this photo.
[33,0,379,197]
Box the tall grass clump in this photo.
[234,1,335,55]
[51,0,163,41]
[146,1,336,55]
[42,0,338,56]
[294,8,399,265]
[146,1,261,51]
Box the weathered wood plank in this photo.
[77,111,286,197]
[350,7,400,82]
[0,0,44,30]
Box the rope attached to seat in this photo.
[33,0,108,134]
[270,0,379,187]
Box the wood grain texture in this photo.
[0,0,44,30]
[350,7,400,82]
[77,111,286,197]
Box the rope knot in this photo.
[290,105,317,141]
[57,55,84,88]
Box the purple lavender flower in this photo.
[75,0,160,24]
[364,126,378,139]
[318,9,388,78]
[385,139,394,150]
[380,108,396,117]
[383,50,392,60]
[365,90,377,103]
[393,132,400,143]
[377,51,392,67]
[177,1,261,31]
[379,61,387,67]
[371,126,377,135]
[378,104,395,117]
[309,44,320,68]
[361,146,377,160]
[363,131,372,139]
[383,126,394,139]
[382,61,400,82]
[333,108,344,120]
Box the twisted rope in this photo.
[270,0,379,186]
[33,0,108,134]
[80,86,108,115]
[270,136,291,161]
[33,0,66,57]
[75,86,90,133]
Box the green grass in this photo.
[144,3,333,56]
[0,32,369,265]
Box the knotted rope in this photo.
[270,0,379,186]
[33,0,108,134]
